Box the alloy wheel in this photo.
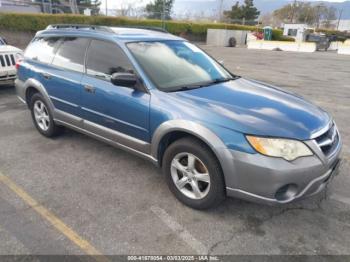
[33,100,50,131]
[170,152,211,200]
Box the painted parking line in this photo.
[150,206,208,254]
[0,173,109,262]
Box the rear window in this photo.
[24,37,60,64]
[52,37,89,73]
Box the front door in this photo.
[81,39,150,145]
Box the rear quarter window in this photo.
[24,37,60,64]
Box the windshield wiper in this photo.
[210,76,240,84]
[169,84,205,92]
[168,76,240,92]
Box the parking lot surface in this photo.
[0,47,349,256]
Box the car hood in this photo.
[0,45,22,53]
[171,78,331,140]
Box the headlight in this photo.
[246,136,313,161]
[15,52,23,61]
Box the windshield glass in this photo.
[127,40,234,92]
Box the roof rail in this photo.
[116,26,168,33]
[45,24,169,34]
[46,24,115,33]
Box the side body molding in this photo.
[151,120,236,186]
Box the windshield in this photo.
[127,40,234,92]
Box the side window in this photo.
[86,40,134,80]
[52,37,89,73]
[287,29,298,37]
[24,37,60,64]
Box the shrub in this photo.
[0,12,293,41]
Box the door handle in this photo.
[84,84,95,94]
[40,72,52,80]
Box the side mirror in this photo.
[218,60,225,65]
[111,72,138,88]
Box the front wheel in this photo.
[162,138,226,209]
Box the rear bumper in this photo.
[224,137,342,205]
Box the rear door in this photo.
[21,37,61,93]
[80,39,150,143]
[48,37,90,118]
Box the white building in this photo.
[283,24,309,42]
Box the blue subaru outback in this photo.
[16,25,342,209]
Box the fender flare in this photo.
[151,120,235,185]
[23,78,55,113]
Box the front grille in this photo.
[314,123,339,157]
[0,55,5,66]
[0,74,16,80]
[0,54,16,67]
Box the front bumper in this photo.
[0,76,16,86]
[224,136,342,205]
[0,68,16,86]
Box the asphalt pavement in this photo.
[0,47,349,256]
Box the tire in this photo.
[162,137,226,209]
[30,93,63,137]
[228,37,237,47]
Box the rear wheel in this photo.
[162,137,226,209]
[30,93,63,137]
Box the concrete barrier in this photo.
[207,29,248,47]
[337,40,350,55]
[247,40,316,53]
[338,43,350,55]
[329,41,343,51]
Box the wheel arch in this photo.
[151,120,233,174]
[25,86,39,106]
[23,78,55,113]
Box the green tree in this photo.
[145,0,174,20]
[224,0,260,24]
[224,2,243,21]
